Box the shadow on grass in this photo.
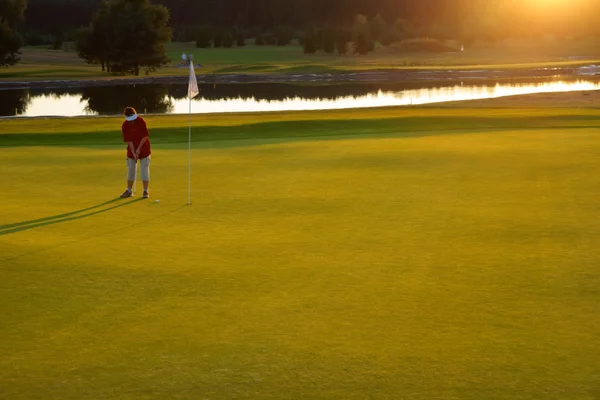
[0,198,121,230]
[1,202,187,264]
[0,197,143,236]
[2,114,600,149]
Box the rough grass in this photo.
[1,106,600,399]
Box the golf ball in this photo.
[155,199,159,203]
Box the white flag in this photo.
[188,62,199,99]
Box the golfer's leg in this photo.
[127,157,137,191]
[141,156,150,191]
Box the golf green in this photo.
[1,106,599,399]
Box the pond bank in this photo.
[1,65,599,90]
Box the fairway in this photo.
[1,106,600,399]
[3,39,600,80]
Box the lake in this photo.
[1,78,599,118]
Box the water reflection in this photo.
[2,80,599,118]
[176,80,600,114]
[0,89,29,116]
[81,85,173,115]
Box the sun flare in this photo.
[527,0,591,10]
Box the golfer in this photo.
[120,107,151,199]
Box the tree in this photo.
[394,18,415,39]
[222,30,234,48]
[195,26,213,48]
[381,30,400,46]
[263,32,277,45]
[335,28,350,55]
[22,0,600,48]
[369,13,387,42]
[303,30,317,54]
[354,33,371,55]
[236,30,245,46]
[51,35,63,50]
[0,0,27,67]
[274,25,294,46]
[213,30,224,47]
[76,0,171,76]
[76,3,115,73]
[352,14,369,42]
[321,27,335,54]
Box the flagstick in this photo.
[186,58,199,206]
[187,71,192,206]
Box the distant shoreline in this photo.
[0,65,598,90]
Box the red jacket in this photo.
[122,117,151,159]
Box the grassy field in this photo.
[1,37,600,80]
[1,105,600,399]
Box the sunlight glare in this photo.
[17,80,600,118]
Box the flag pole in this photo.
[188,80,191,206]
[187,57,199,206]
[188,57,191,206]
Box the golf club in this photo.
[133,159,137,196]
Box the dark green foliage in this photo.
[23,32,45,46]
[75,0,171,76]
[381,30,400,46]
[393,18,415,40]
[0,0,26,66]
[76,25,112,72]
[52,36,63,50]
[18,0,600,52]
[213,30,223,47]
[222,31,234,48]
[274,26,294,46]
[369,13,387,42]
[368,39,376,52]
[262,32,277,45]
[255,32,276,46]
[334,29,350,55]
[303,31,317,54]
[335,39,347,55]
[236,30,245,46]
[352,14,369,42]
[0,0,27,25]
[176,25,201,42]
[247,26,262,40]
[354,33,372,55]
[195,26,213,48]
[0,22,23,66]
[321,28,335,54]
[294,30,305,46]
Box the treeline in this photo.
[22,0,600,46]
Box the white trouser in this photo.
[127,156,150,181]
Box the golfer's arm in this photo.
[136,137,148,152]
[128,141,136,156]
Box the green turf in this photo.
[2,39,599,80]
[1,107,600,399]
